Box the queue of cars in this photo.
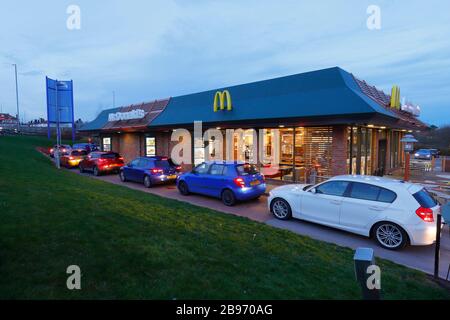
[51,143,440,250]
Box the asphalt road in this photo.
[72,168,450,280]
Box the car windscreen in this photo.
[413,189,437,208]
[71,150,87,156]
[154,160,171,168]
[101,153,120,159]
[236,164,259,175]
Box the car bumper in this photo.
[234,183,266,201]
[99,164,124,172]
[407,223,437,246]
[68,159,83,167]
[151,174,179,184]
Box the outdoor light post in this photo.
[12,63,20,133]
[400,134,418,182]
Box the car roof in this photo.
[203,160,247,165]
[142,156,169,160]
[328,175,420,191]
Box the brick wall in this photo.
[119,133,142,163]
[331,125,348,176]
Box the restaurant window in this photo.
[194,135,205,166]
[145,137,156,157]
[347,126,373,175]
[102,137,111,152]
[390,131,401,169]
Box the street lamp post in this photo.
[400,134,418,182]
[12,64,20,133]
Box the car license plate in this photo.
[250,180,260,186]
[168,175,177,180]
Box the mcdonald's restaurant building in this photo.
[79,67,427,183]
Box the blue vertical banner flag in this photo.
[46,77,75,142]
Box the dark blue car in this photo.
[414,149,433,160]
[177,161,266,206]
[119,156,181,188]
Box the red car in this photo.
[79,151,124,176]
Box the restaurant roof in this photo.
[80,67,428,132]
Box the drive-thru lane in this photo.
[72,169,450,279]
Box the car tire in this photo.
[178,181,190,195]
[221,189,236,206]
[93,166,100,176]
[144,175,152,188]
[373,222,408,250]
[271,198,292,220]
[79,165,85,173]
[119,171,127,182]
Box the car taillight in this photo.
[118,157,124,161]
[69,156,74,160]
[234,177,245,188]
[151,168,163,174]
[175,165,182,172]
[50,148,54,153]
[415,206,434,222]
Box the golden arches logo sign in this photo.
[213,90,232,112]
[390,85,401,109]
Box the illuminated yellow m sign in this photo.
[390,85,401,109]
[213,90,232,112]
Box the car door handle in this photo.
[330,200,341,205]
[369,206,383,211]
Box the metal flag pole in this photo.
[55,80,61,169]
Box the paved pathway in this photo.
[70,168,450,280]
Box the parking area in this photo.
[68,168,450,279]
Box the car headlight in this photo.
[414,153,419,156]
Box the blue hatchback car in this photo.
[177,161,266,206]
[119,156,181,188]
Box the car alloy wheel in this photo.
[119,171,126,182]
[221,189,236,206]
[375,223,406,250]
[93,166,100,176]
[178,181,189,195]
[144,175,152,188]
[271,199,292,220]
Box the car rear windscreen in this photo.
[413,189,437,208]
[155,160,171,168]
[236,164,259,175]
[101,153,120,159]
[72,150,87,156]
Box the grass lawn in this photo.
[0,135,449,299]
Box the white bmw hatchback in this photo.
[268,175,440,250]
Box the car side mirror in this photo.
[310,187,317,194]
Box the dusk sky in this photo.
[1,0,449,125]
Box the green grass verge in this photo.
[0,135,448,299]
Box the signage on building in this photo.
[390,86,420,117]
[401,100,421,117]
[108,109,146,122]
[390,85,401,109]
[213,90,232,112]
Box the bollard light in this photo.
[354,247,381,300]
[400,134,418,181]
